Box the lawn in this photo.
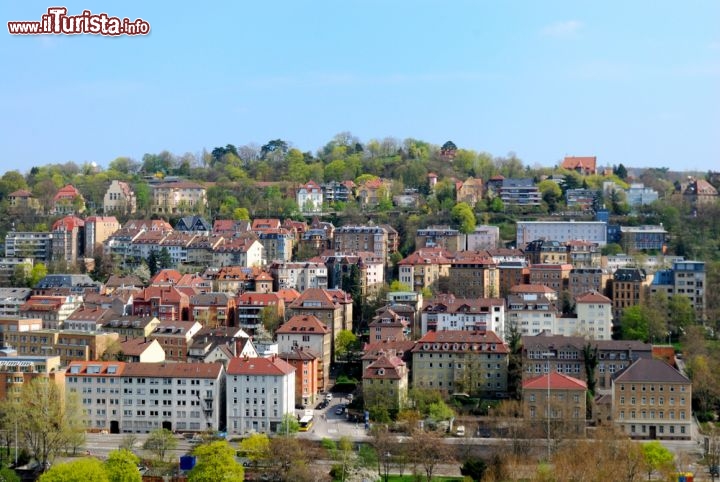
[380,476,466,482]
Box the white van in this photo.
[455,425,466,437]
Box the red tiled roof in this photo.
[275,315,329,335]
[523,372,587,390]
[123,361,222,378]
[226,355,295,376]
[561,156,597,172]
[52,215,85,231]
[575,291,611,303]
[510,284,557,294]
[413,330,508,353]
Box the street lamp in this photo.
[383,451,392,482]
[541,351,554,461]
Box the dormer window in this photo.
[377,368,385,376]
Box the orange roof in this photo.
[575,291,611,303]
[53,184,82,201]
[276,314,329,335]
[414,330,508,353]
[561,156,597,173]
[123,362,222,378]
[226,355,295,376]
[522,372,587,390]
[52,215,85,231]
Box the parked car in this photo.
[335,406,345,415]
[455,425,466,437]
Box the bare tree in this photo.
[407,430,453,482]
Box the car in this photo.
[325,393,333,402]
[335,406,345,415]
[711,465,720,477]
[455,425,466,437]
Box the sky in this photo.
[1,1,719,174]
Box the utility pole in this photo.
[542,351,554,461]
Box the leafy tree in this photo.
[427,400,455,421]
[259,306,282,334]
[451,202,476,234]
[278,413,299,434]
[334,330,358,361]
[388,280,411,292]
[39,458,109,482]
[582,343,599,396]
[266,436,306,482]
[641,441,674,481]
[239,433,270,465]
[614,163,628,180]
[668,295,695,332]
[601,243,623,256]
[29,263,48,287]
[232,207,250,221]
[684,354,720,415]
[621,305,649,341]
[408,430,453,482]
[188,440,244,482]
[142,428,177,461]
[105,449,141,482]
[328,436,356,482]
[538,179,563,213]
[489,196,504,213]
[2,378,82,469]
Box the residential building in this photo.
[53,184,85,215]
[189,292,236,328]
[175,216,212,234]
[357,178,390,208]
[51,215,86,264]
[568,268,607,299]
[619,226,667,253]
[421,294,506,338]
[296,181,323,214]
[319,251,385,298]
[299,218,335,257]
[0,355,63,402]
[0,316,43,349]
[561,156,597,176]
[415,226,462,251]
[464,225,501,251]
[500,178,541,208]
[565,240,601,268]
[0,288,32,317]
[397,247,452,294]
[522,372,587,437]
[287,288,353,356]
[276,314,331,393]
[0,258,33,287]
[19,295,83,330]
[118,338,166,363]
[4,232,53,262]
[650,260,706,321]
[65,360,224,433]
[226,355,295,435]
[507,291,559,336]
[258,229,294,263]
[212,238,264,268]
[411,330,509,396]
[520,334,652,389]
[8,189,40,212]
[456,177,484,205]
[151,181,207,215]
[497,261,529,297]
[279,347,320,407]
[369,307,411,342]
[103,180,136,214]
[612,358,692,440]
[64,306,114,332]
[333,225,392,262]
[565,188,597,211]
[269,261,328,292]
[447,251,499,298]
[626,183,659,207]
[102,315,161,338]
[517,221,607,249]
[363,354,409,413]
[562,291,613,340]
[34,274,101,297]
[681,177,718,210]
[148,320,202,362]
[132,286,190,322]
[611,268,650,324]
[84,216,121,257]
[236,292,284,334]
[528,264,573,293]
[6,329,119,365]
[321,181,355,204]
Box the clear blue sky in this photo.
[2,1,718,173]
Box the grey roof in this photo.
[35,274,100,289]
[613,358,690,384]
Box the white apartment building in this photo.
[296,181,323,214]
[226,355,295,435]
[65,361,224,434]
[420,297,506,338]
[507,293,559,336]
[516,221,607,248]
[0,288,32,317]
[556,291,612,340]
[269,262,328,291]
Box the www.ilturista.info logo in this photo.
[8,7,150,36]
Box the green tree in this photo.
[239,433,270,465]
[451,202,476,234]
[489,197,504,213]
[621,305,649,341]
[29,263,48,287]
[278,413,299,434]
[105,449,141,482]
[641,441,674,480]
[147,251,158,276]
[460,457,488,481]
[538,179,563,213]
[142,428,177,461]
[232,207,250,221]
[427,400,455,421]
[39,458,109,482]
[668,295,695,332]
[334,330,358,361]
[388,280,411,292]
[158,247,172,269]
[188,440,244,482]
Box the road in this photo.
[84,432,196,460]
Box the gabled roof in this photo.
[363,354,406,380]
[561,156,597,173]
[226,355,295,376]
[613,358,689,384]
[150,269,183,285]
[275,315,329,335]
[413,330,508,353]
[575,291,611,304]
[52,215,85,231]
[510,284,557,295]
[289,288,338,309]
[120,337,162,356]
[53,184,82,201]
[523,372,587,390]
[9,189,33,198]
[123,361,222,379]
[236,292,281,305]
